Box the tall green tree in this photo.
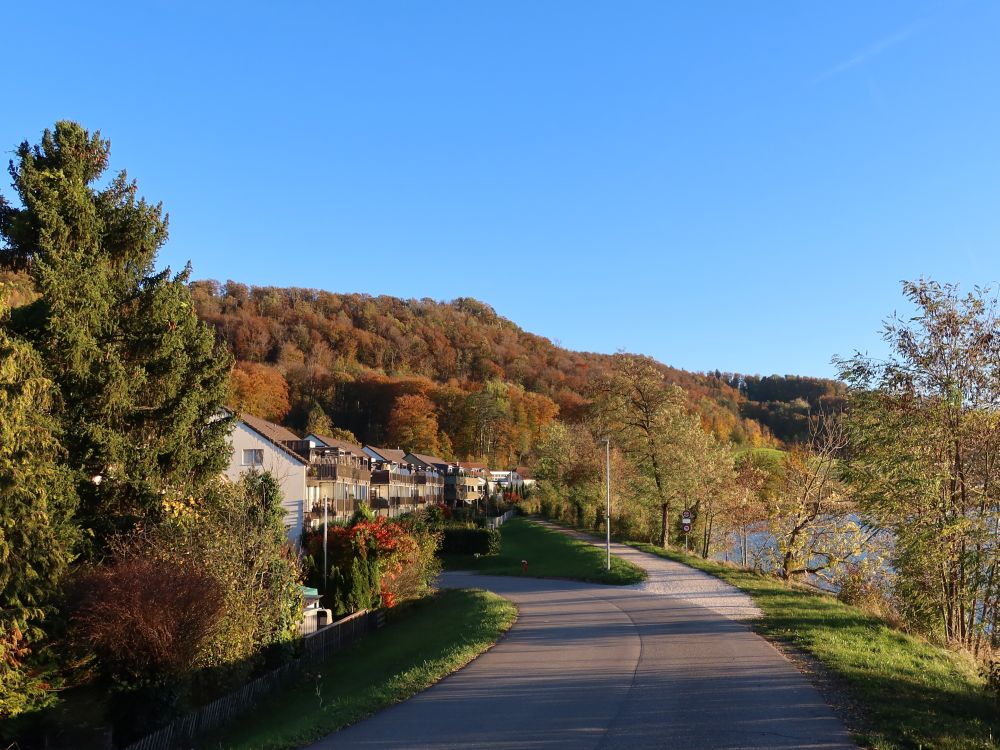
[0,122,233,552]
[0,309,77,717]
[591,354,728,547]
[839,280,1000,650]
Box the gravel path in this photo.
[532,519,764,622]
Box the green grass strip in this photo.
[441,517,646,585]
[629,542,999,750]
[204,588,517,750]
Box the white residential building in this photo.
[224,411,308,546]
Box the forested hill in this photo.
[188,280,843,460]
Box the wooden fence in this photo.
[123,608,382,750]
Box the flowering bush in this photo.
[306,517,440,615]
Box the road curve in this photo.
[306,572,854,749]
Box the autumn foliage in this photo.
[190,282,830,458]
[70,557,225,682]
[227,361,291,422]
[305,516,440,614]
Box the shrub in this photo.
[440,527,501,556]
[149,475,303,688]
[306,516,440,614]
[327,554,381,616]
[837,565,903,629]
[70,557,224,684]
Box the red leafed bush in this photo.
[306,517,440,612]
[71,556,224,683]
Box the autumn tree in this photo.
[723,457,768,568]
[591,354,730,547]
[461,380,512,461]
[839,280,1000,650]
[762,414,869,581]
[534,421,603,526]
[304,400,334,436]
[0,122,232,551]
[228,362,291,422]
[386,394,439,454]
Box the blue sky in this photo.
[4,1,999,378]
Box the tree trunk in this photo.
[659,502,669,548]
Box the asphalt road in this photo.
[306,571,854,750]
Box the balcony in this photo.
[371,470,419,486]
[308,464,372,482]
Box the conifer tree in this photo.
[0,122,232,552]
[0,310,77,716]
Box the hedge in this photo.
[440,527,501,556]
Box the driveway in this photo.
[306,555,854,749]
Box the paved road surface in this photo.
[306,565,854,749]
[532,519,763,622]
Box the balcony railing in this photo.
[308,464,372,482]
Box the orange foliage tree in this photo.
[227,362,290,421]
[386,394,439,454]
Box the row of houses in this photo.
[223,411,531,544]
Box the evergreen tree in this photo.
[0,122,232,552]
[304,399,334,436]
[0,310,77,717]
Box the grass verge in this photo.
[629,542,999,750]
[203,588,517,750]
[441,517,645,585]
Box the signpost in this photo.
[681,509,692,552]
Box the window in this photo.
[242,449,263,466]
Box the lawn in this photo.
[442,517,646,585]
[203,588,517,750]
[629,542,999,750]
[732,445,787,470]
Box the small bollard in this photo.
[521,559,528,572]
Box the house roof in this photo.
[238,412,307,465]
[406,451,448,468]
[311,433,366,456]
[366,446,407,463]
[458,462,490,472]
[242,412,299,443]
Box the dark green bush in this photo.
[440,527,501,556]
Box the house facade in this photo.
[363,446,438,516]
[304,433,372,525]
[224,412,308,546]
[400,452,446,505]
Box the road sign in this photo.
[682,523,692,533]
[682,509,692,520]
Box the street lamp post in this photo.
[323,496,329,592]
[603,437,611,571]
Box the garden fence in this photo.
[482,509,517,529]
[123,608,382,750]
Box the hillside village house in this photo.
[490,467,535,490]
[226,412,505,536]
[396,451,446,505]
[403,452,487,507]
[303,433,372,525]
[224,411,308,545]
[225,415,378,542]
[364,447,444,515]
